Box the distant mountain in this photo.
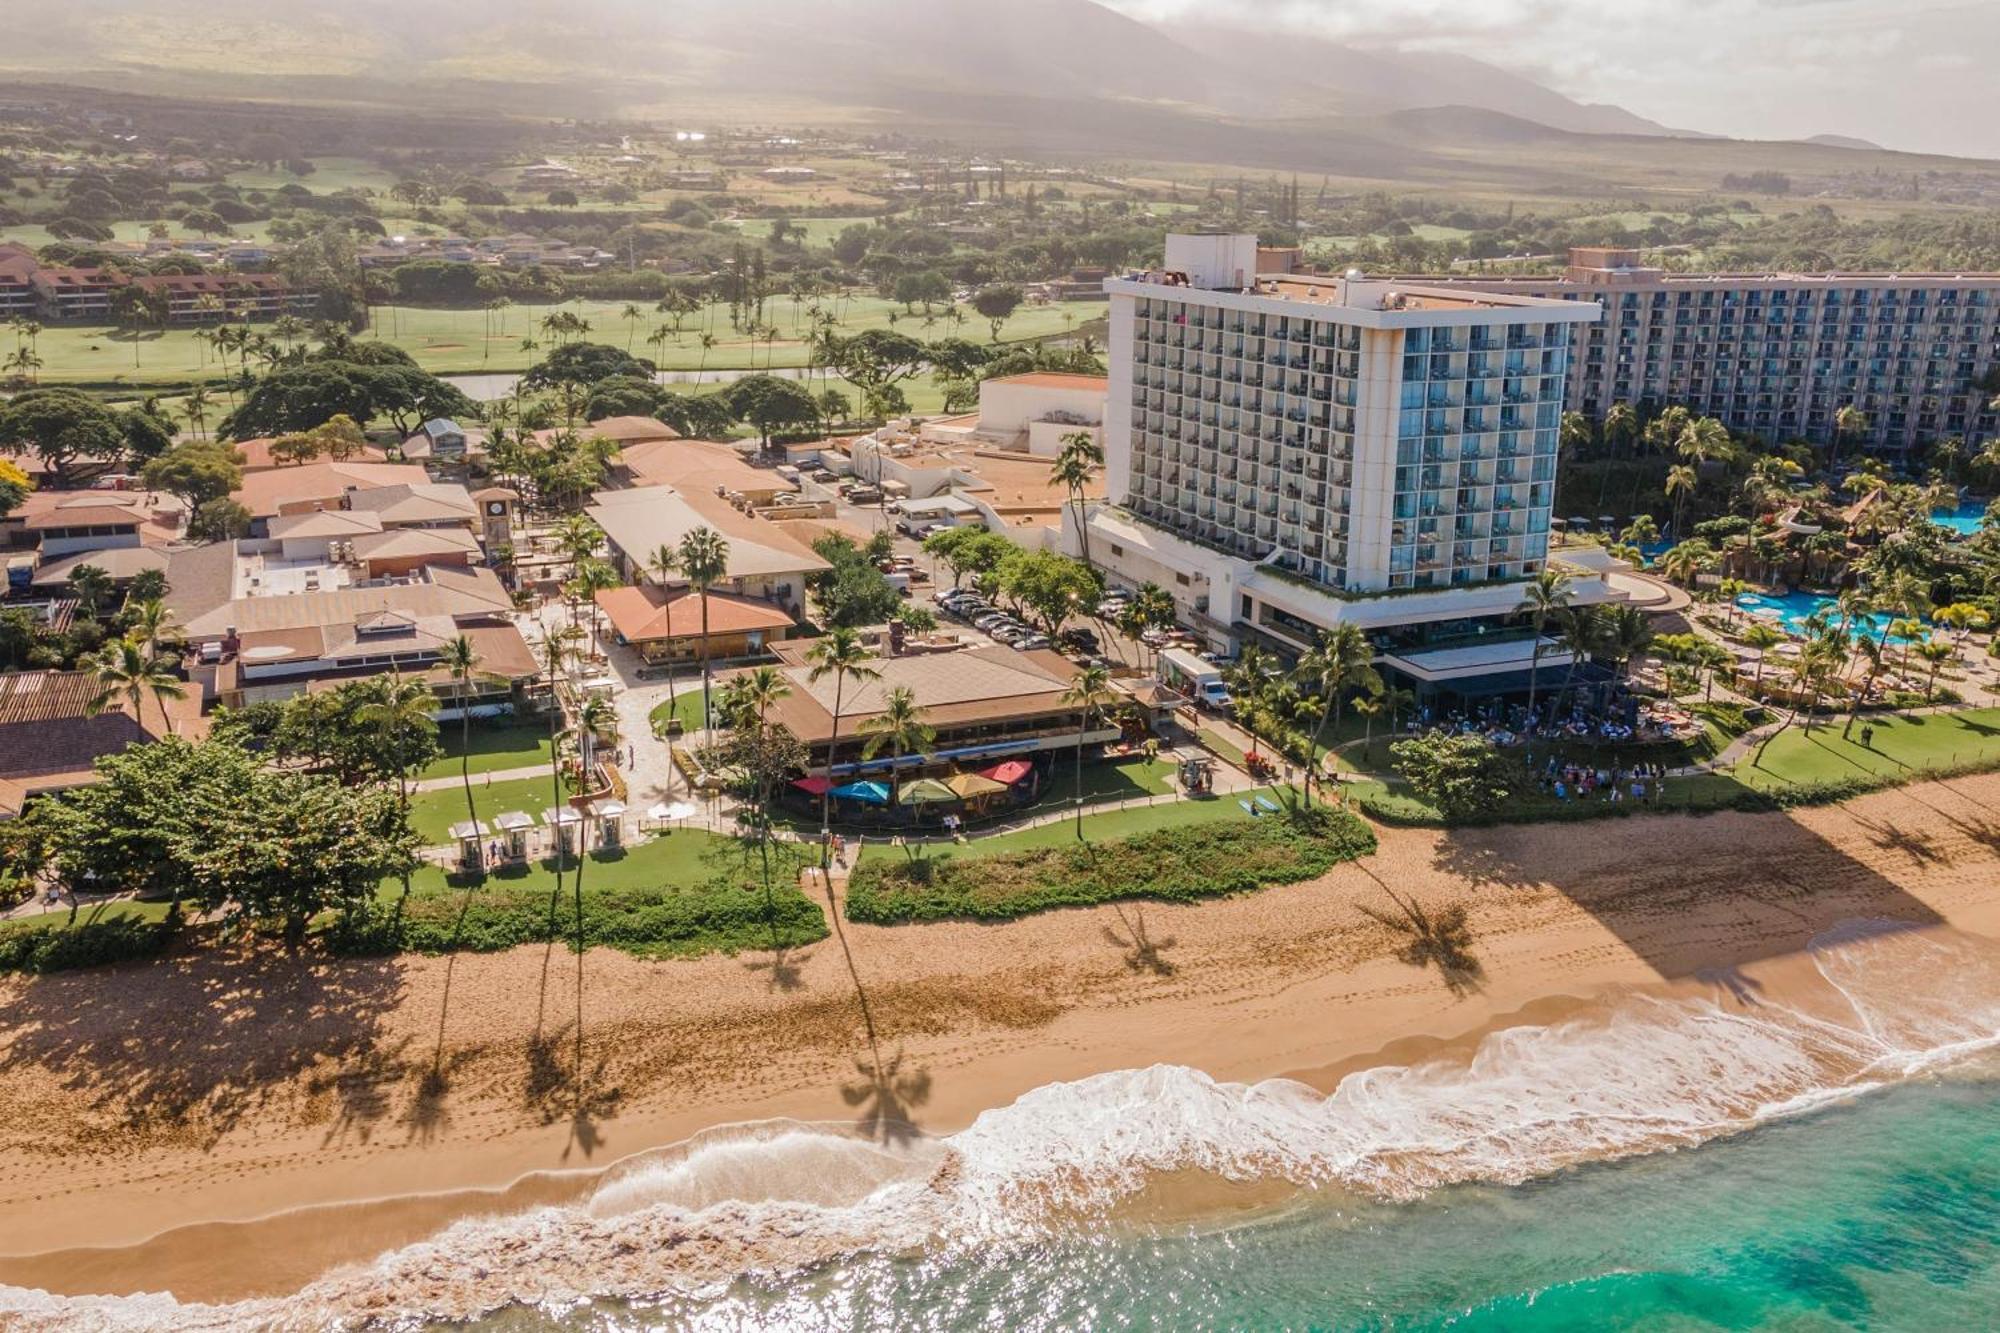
[1805,133,1886,151]
[0,0,1709,142]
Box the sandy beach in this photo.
[4,772,2000,1306]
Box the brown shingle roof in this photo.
[594,587,795,644]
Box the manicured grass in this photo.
[845,804,1376,924]
[648,687,709,738]
[416,724,555,780]
[1350,706,2000,826]
[1732,708,2000,789]
[405,775,569,845]
[939,787,1276,860]
[14,293,1084,387]
[1013,757,1176,815]
[343,831,826,960]
[1197,728,1250,770]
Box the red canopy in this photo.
[791,776,833,795]
[981,760,1033,785]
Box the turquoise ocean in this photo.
[8,921,1998,1330]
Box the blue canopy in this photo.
[830,780,892,805]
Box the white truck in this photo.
[1159,647,1232,712]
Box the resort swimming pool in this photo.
[1932,501,1990,537]
[1734,590,1920,640]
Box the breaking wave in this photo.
[7,920,1997,1330]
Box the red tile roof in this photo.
[594,587,795,644]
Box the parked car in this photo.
[974,612,1014,632]
[1012,633,1052,651]
[1096,599,1129,619]
[1058,627,1100,651]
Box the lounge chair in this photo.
[1238,799,1260,817]
[1255,795,1281,814]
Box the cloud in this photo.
[1097,0,2000,157]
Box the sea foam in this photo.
[7,920,1997,1330]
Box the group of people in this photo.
[1537,757,1672,804]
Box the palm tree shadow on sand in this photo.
[1354,869,1486,998]
[841,1046,934,1146]
[1103,903,1177,976]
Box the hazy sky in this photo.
[1103,0,1998,159]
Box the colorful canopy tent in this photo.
[830,780,892,805]
[944,771,1009,798]
[981,759,1033,785]
[899,778,959,804]
[792,776,833,795]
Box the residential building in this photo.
[231,437,390,472]
[231,461,436,525]
[0,244,36,318]
[168,547,536,711]
[1092,233,1633,685]
[21,262,314,324]
[1405,248,2000,453]
[586,484,830,612]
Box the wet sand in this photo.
[3,773,1999,1304]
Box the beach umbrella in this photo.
[899,777,959,804]
[791,775,833,795]
[980,759,1034,785]
[830,780,892,805]
[945,771,1008,798]
[663,801,699,821]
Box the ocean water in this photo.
[497,1067,2000,1331]
[9,922,1999,1330]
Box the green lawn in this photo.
[10,292,1086,388]
[406,775,569,845]
[416,724,555,780]
[934,786,1278,859]
[350,830,827,960]
[846,803,1375,924]
[1351,706,2000,825]
[648,687,710,738]
[0,900,175,973]
[1731,708,2000,789]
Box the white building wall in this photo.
[1345,326,1403,591]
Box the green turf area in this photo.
[934,786,1282,860]
[416,724,556,780]
[845,803,1374,923]
[9,293,1086,388]
[1349,706,2000,825]
[406,775,570,844]
[1731,708,2000,788]
[345,831,826,960]
[648,687,710,738]
[729,216,863,248]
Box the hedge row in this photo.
[845,806,1377,925]
[328,876,828,960]
[0,913,172,974]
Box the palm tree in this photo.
[621,303,644,352]
[554,513,601,580]
[125,597,180,657]
[1915,637,1954,702]
[1050,431,1103,568]
[1659,538,1716,588]
[180,384,212,440]
[695,332,716,386]
[1664,463,1698,537]
[69,564,113,621]
[805,628,880,864]
[1059,664,1115,837]
[85,637,186,736]
[440,635,488,832]
[569,558,621,659]
[1741,623,1784,695]
[353,668,435,846]
[1830,404,1868,475]
[735,665,792,727]
[677,525,730,733]
[1296,623,1377,803]
[1603,401,1637,458]
[858,686,936,810]
[1515,568,1574,723]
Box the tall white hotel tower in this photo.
[1088,234,1633,693]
